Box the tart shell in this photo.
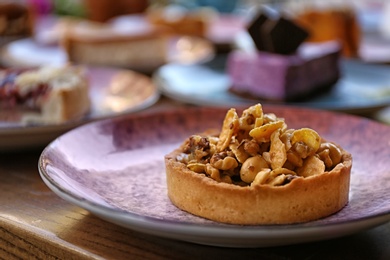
[165,143,352,225]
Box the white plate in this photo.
[0,67,159,151]
[38,106,390,247]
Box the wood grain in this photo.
[0,99,389,259]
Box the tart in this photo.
[0,65,90,124]
[60,18,170,72]
[164,104,352,225]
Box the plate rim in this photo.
[38,169,390,247]
[38,105,390,247]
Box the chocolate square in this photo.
[267,17,309,54]
[247,13,268,51]
[246,10,309,54]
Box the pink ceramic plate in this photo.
[0,67,159,151]
[39,105,390,247]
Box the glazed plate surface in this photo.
[39,106,390,247]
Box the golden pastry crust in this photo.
[38,76,90,124]
[165,141,351,225]
[1,66,90,124]
[60,21,169,70]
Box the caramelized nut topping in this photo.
[178,104,343,187]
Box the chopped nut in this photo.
[205,163,220,181]
[317,149,333,169]
[251,168,271,186]
[318,142,342,167]
[270,167,296,178]
[296,155,325,177]
[291,141,311,159]
[187,163,206,173]
[240,155,268,183]
[268,174,287,186]
[211,154,238,170]
[286,149,303,167]
[243,139,261,156]
[176,103,343,187]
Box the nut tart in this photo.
[60,18,170,72]
[165,104,352,225]
[0,65,90,124]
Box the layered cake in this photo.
[227,10,341,101]
[165,103,352,225]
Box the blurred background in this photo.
[1,0,390,125]
[2,0,388,61]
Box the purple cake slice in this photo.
[227,41,341,101]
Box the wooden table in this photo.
[1,98,390,259]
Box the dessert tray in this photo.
[39,106,390,248]
[0,67,159,151]
[154,55,390,114]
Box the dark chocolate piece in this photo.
[267,17,309,54]
[247,10,309,54]
[247,13,268,51]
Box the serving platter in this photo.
[0,67,159,151]
[39,105,390,247]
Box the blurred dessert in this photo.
[146,5,216,38]
[146,5,244,53]
[205,14,246,53]
[291,5,361,57]
[226,9,341,101]
[0,65,90,124]
[60,17,170,72]
[0,1,34,44]
[84,0,148,22]
[35,16,108,46]
[165,103,352,225]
